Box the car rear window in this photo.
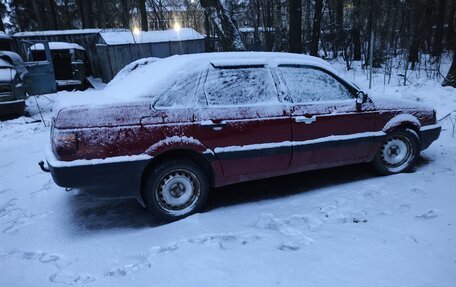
[154,71,201,108]
[204,67,278,106]
[279,66,353,103]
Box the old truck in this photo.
[0,32,58,117]
[29,42,92,91]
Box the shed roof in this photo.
[30,42,85,51]
[99,28,205,45]
[14,29,103,37]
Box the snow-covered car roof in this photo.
[55,52,358,112]
[105,52,353,98]
[29,42,85,51]
[99,28,204,45]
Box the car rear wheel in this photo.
[373,129,420,175]
[143,159,209,222]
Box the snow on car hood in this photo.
[370,94,434,112]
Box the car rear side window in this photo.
[204,67,278,106]
[154,71,200,108]
[279,66,353,103]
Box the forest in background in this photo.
[1,0,455,87]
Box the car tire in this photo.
[143,159,209,222]
[373,128,421,175]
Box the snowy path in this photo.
[1,84,456,286]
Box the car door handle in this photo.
[295,116,316,124]
[200,120,227,131]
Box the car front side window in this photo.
[278,66,353,103]
[203,67,278,106]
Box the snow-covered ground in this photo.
[1,56,456,287]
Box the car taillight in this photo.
[53,130,79,156]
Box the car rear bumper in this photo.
[44,147,151,202]
[0,99,25,116]
[419,124,441,150]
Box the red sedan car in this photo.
[41,53,441,221]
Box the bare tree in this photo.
[351,0,361,60]
[200,0,245,51]
[120,0,130,28]
[79,0,94,28]
[139,0,148,31]
[409,0,434,68]
[310,0,324,56]
[446,0,455,50]
[44,0,58,29]
[95,0,107,28]
[273,0,288,51]
[288,0,302,53]
[31,0,45,30]
[334,0,343,55]
[443,50,456,87]
[432,0,446,56]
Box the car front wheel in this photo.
[143,159,209,222]
[373,129,420,175]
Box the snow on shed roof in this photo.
[13,29,103,37]
[0,31,12,40]
[99,28,205,45]
[29,42,85,51]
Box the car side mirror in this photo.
[356,91,367,110]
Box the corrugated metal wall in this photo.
[96,39,205,82]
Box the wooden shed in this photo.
[96,28,205,82]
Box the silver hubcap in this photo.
[156,169,200,214]
[381,135,412,169]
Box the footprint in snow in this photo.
[49,272,96,285]
[415,209,439,220]
[410,187,430,199]
[0,188,12,195]
[106,232,261,277]
[255,213,313,251]
[8,250,71,269]
[189,233,261,250]
[351,210,368,223]
[362,185,385,199]
[393,204,411,214]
